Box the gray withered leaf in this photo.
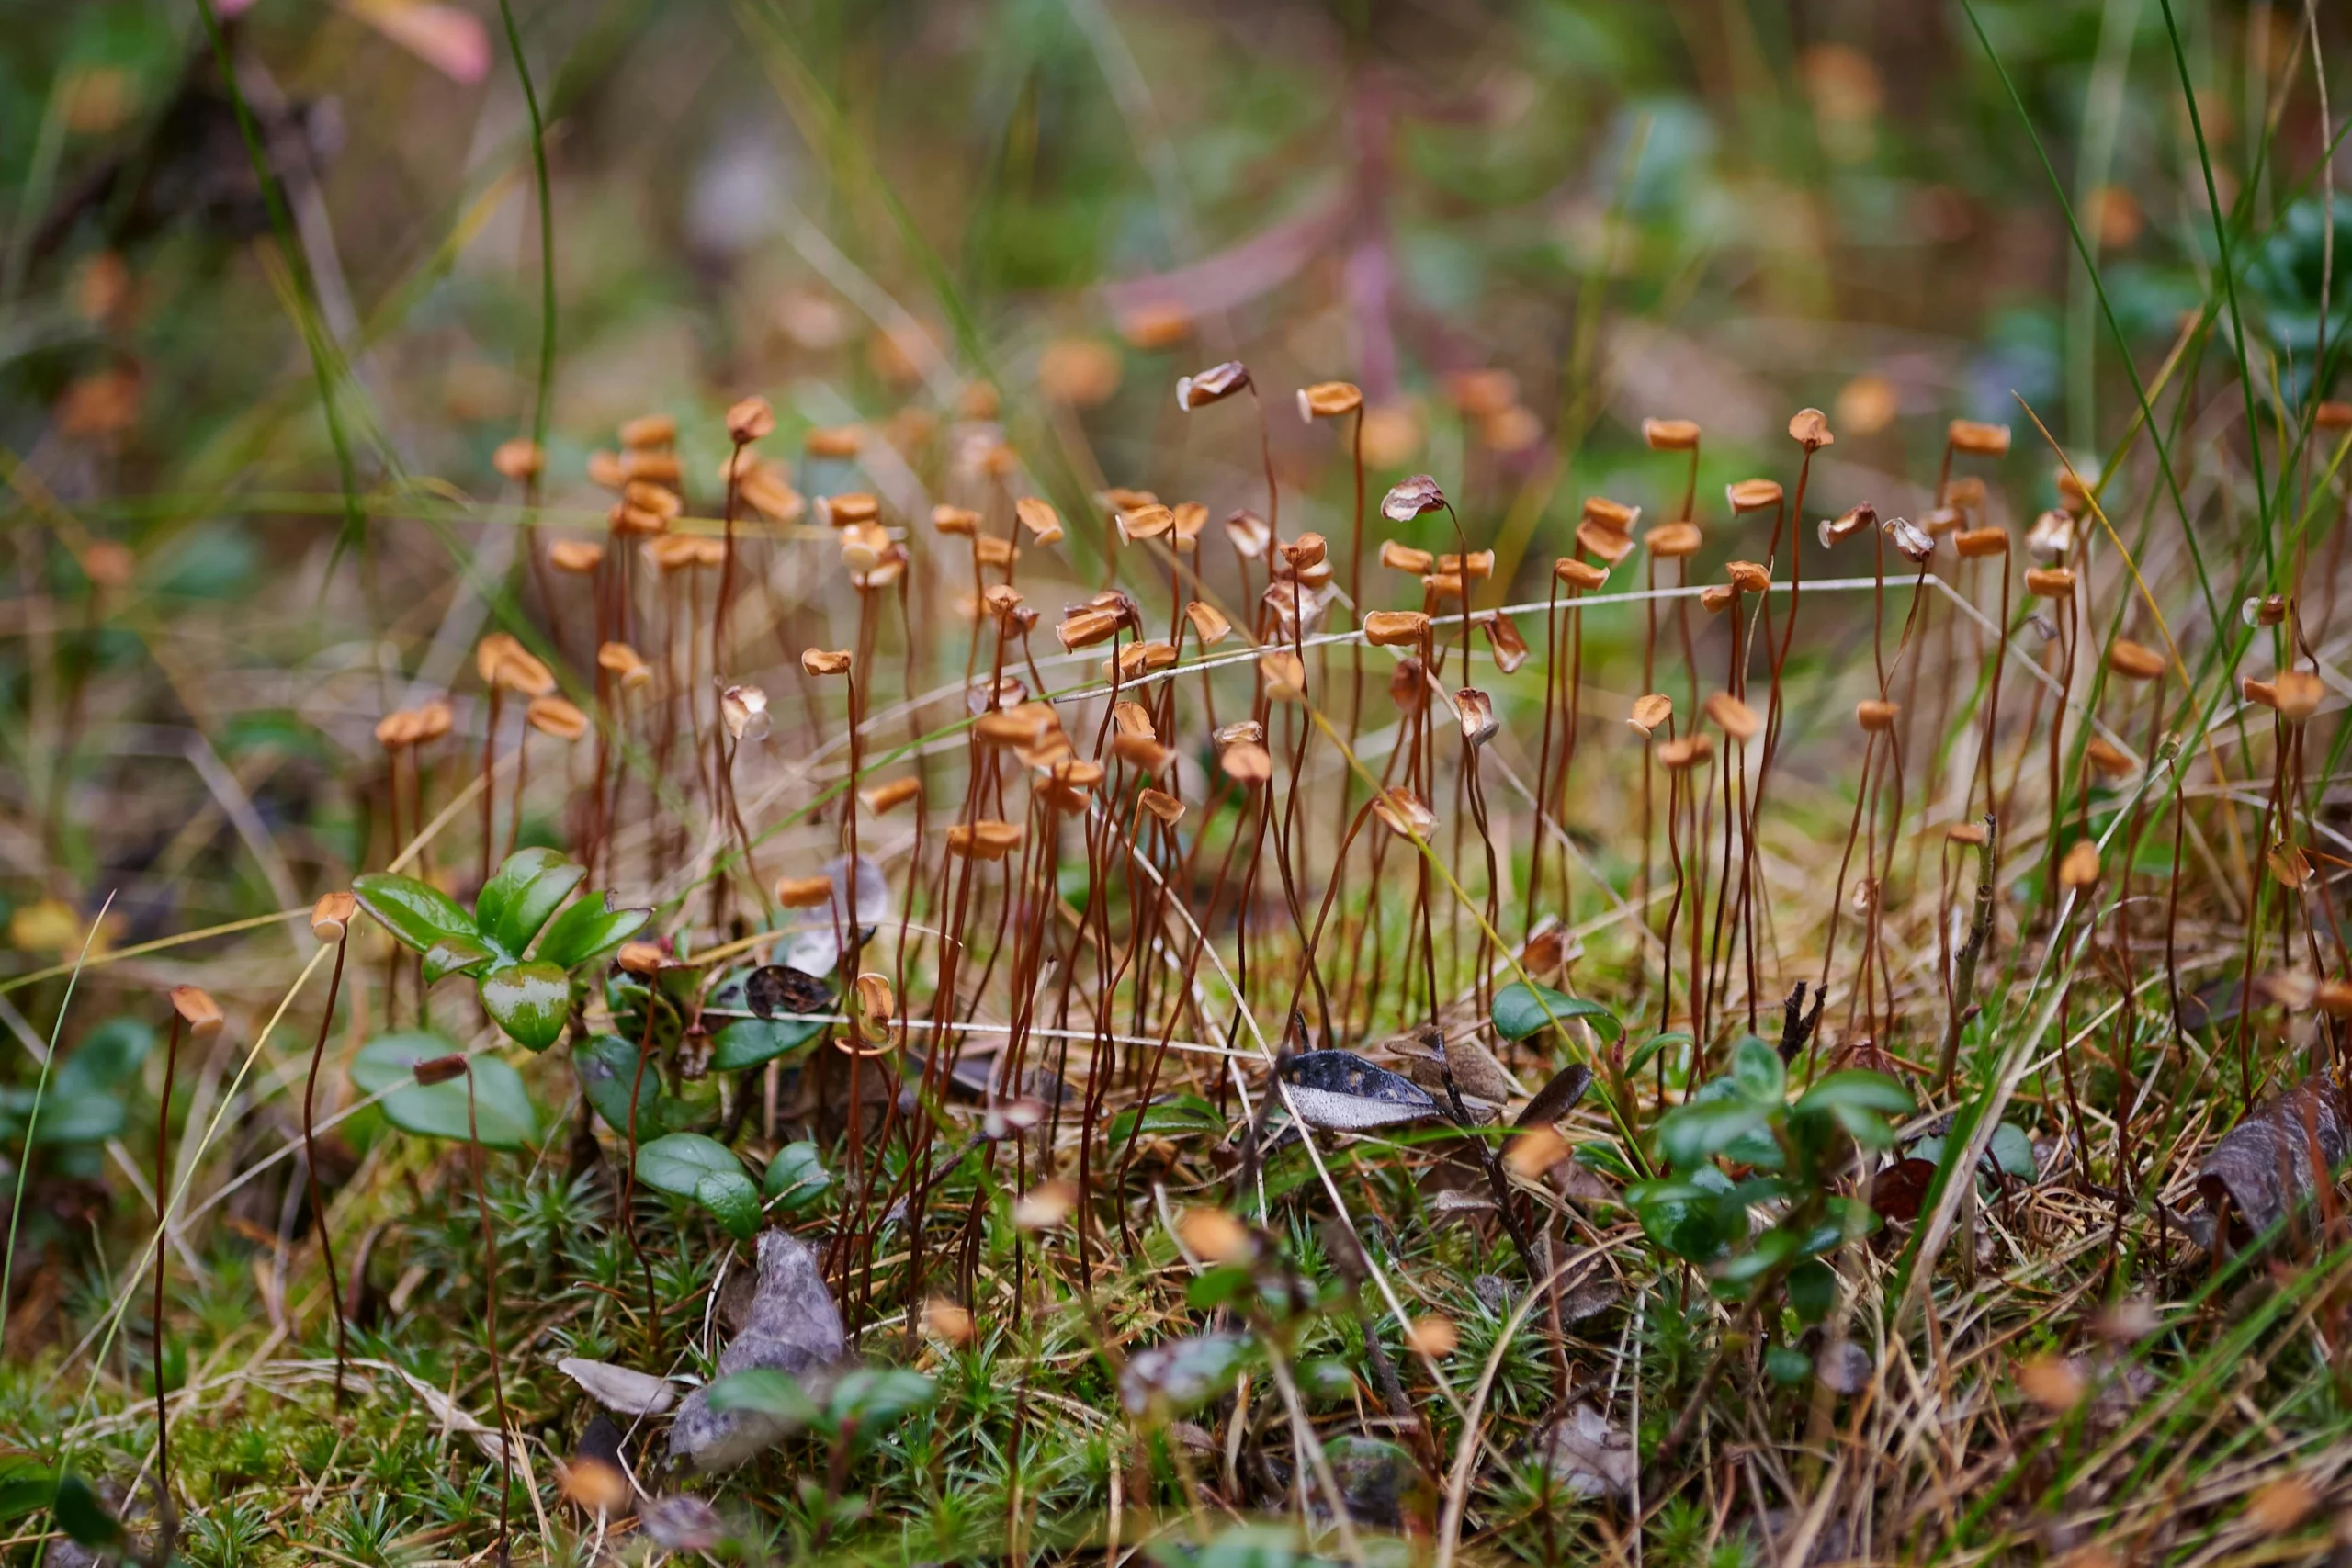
[668,1231,847,1471]
[1385,1025,1515,1107]
[1515,1063,1594,1128]
[1276,1050,1442,1132]
[1118,1331,1252,1416]
[2197,1074,2352,1252]
[639,1495,725,1552]
[780,854,891,977]
[557,1356,678,1416]
[1815,1341,1874,1395]
[1555,1275,1620,1324]
[1538,1403,1634,1500]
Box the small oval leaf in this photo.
[638,1133,761,1239]
[710,1013,823,1072]
[351,1033,537,1148]
[481,961,572,1051]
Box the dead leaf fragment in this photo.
[557,1356,678,1416]
[668,1232,847,1471]
[1539,1404,1635,1500]
[2197,1075,2352,1252]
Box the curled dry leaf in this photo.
[1515,1063,1594,1127]
[1276,1049,1442,1131]
[2197,1075,2352,1252]
[1175,360,1250,409]
[1870,1156,1938,1222]
[1381,475,1445,523]
[1540,1404,1635,1500]
[669,1231,847,1471]
[1480,612,1530,673]
[1816,1341,1873,1395]
[1371,786,1437,838]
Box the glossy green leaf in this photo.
[1657,1099,1770,1169]
[573,1033,704,1138]
[424,933,497,986]
[352,872,479,955]
[763,1141,831,1212]
[1118,1332,1250,1416]
[481,961,571,1051]
[351,1033,538,1148]
[537,893,652,971]
[476,848,584,958]
[1713,1224,1798,1284]
[709,1013,822,1072]
[1627,1170,1739,1263]
[636,1133,761,1240]
[1765,1345,1813,1386]
[1491,980,1620,1043]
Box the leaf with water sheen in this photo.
[423,933,497,986]
[480,960,571,1051]
[763,1141,831,1212]
[475,847,585,958]
[536,892,652,971]
[704,1366,820,1428]
[352,872,479,955]
[828,1368,937,1437]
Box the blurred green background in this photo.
[0,0,2344,942]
